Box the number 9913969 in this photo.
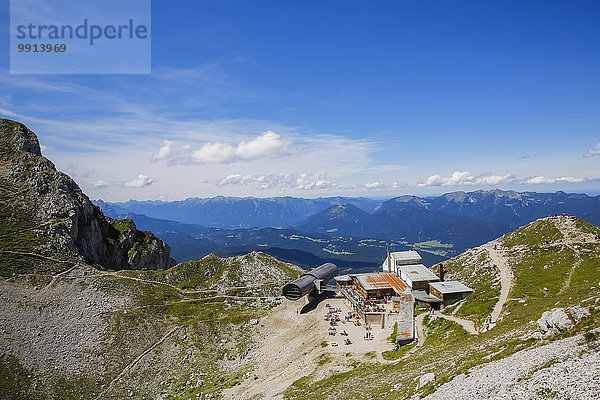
[17,43,67,52]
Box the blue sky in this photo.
[1,0,599,201]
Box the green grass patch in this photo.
[0,355,35,400]
[537,387,559,399]
[582,330,600,344]
[317,353,332,366]
[109,218,133,236]
[382,342,416,360]
[501,219,563,248]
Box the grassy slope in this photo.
[0,252,302,400]
[0,174,75,277]
[441,247,500,327]
[282,217,600,400]
[98,253,300,399]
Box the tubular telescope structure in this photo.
[282,263,339,301]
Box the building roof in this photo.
[429,281,473,294]
[353,273,407,295]
[334,274,352,282]
[382,250,423,272]
[398,264,440,282]
[412,290,443,303]
[390,250,422,263]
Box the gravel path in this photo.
[94,326,180,400]
[415,312,426,344]
[485,242,514,325]
[434,312,478,334]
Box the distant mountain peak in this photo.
[325,202,368,216]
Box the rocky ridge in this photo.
[0,119,174,271]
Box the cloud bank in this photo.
[152,131,291,165]
[418,172,514,187]
[208,171,586,192]
[215,172,336,191]
[524,176,585,185]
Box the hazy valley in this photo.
[94,189,600,273]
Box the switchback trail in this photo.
[94,325,180,400]
[414,312,426,345]
[0,250,72,265]
[553,216,590,294]
[485,242,513,325]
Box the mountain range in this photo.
[94,189,600,270]
[97,196,380,229]
[98,190,600,233]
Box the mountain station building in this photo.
[336,250,473,344]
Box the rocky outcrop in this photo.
[414,334,600,400]
[536,306,590,337]
[0,119,175,270]
[418,372,436,388]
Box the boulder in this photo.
[419,372,436,388]
[537,306,589,337]
[568,305,591,321]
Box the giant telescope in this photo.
[282,263,339,301]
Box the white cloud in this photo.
[152,131,291,165]
[93,180,108,189]
[524,176,585,184]
[364,182,386,190]
[417,171,588,187]
[124,175,158,188]
[215,172,336,191]
[150,140,192,164]
[418,171,513,187]
[584,142,600,158]
[354,181,410,190]
[214,175,415,192]
[478,174,515,185]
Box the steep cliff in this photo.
[0,118,175,272]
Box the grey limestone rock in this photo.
[419,372,436,388]
[537,306,589,337]
[0,118,175,270]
